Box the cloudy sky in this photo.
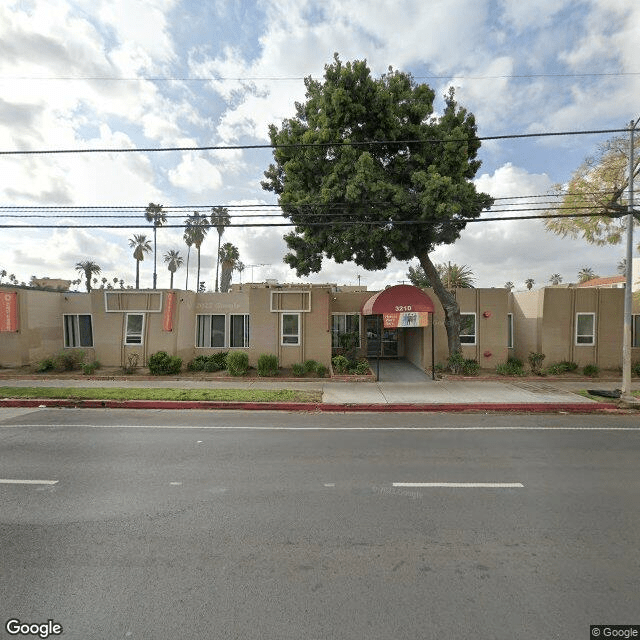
[0,0,638,292]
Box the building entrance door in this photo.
[365,316,398,357]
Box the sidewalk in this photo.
[1,371,637,413]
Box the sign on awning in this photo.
[383,311,430,328]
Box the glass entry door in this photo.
[365,316,398,357]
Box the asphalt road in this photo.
[1,408,639,640]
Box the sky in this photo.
[0,0,638,293]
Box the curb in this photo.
[0,399,623,413]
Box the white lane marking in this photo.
[169,482,182,486]
[324,483,335,487]
[393,482,524,488]
[1,425,639,431]
[0,479,58,485]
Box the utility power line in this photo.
[1,72,637,82]
[0,210,634,229]
[0,128,629,156]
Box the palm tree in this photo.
[129,234,152,289]
[75,260,101,292]
[549,274,563,285]
[210,206,230,291]
[408,262,475,288]
[183,225,193,290]
[145,203,167,290]
[218,242,239,292]
[441,262,475,288]
[504,281,514,290]
[525,278,535,290]
[236,261,245,284]
[578,267,598,283]
[163,249,184,289]
[184,212,209,291]
[0,269,6,283]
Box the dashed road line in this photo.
[0,479,58,485]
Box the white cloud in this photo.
[168,154,224,193]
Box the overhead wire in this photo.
[0,128,630,156]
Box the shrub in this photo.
[633,361,640,378]
[148,351,182,375]
[210,351,228,370]
[583,364,599,378]
[353,360,371,375]
[291,363,305,376]
[332,355,350,374]
[528,352,546,375]
[82,360,101,375]
[258,353,279,377]
[124,352,139,374]
[546,360,579,375]
[36,357,55,373]
[227,351,249,376]
[447,352,465,374]
[546,363,565,375]
[188,352,228,373]
[337,331,359,362]
[51,350,86,372]
[496,356,525,376]
[315,364,328,378]
[462,358,480,376]
[204,359,221,373]
[187,355,208,371]
[303,359,319,373]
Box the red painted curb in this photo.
[0,399,622,413]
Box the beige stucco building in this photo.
[1,281,639,372]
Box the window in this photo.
[576,313,595,345]
[459,313,476,344]
[507,313,514,349]
[196,315,225,348]
[632,315,640,348]
[230,314,250,348]
[331,313,360,349]
[281,313,300,345]
[125,313,144,345]
[64,314,93,348]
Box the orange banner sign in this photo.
[163,292,175,331]
[383,311,429,328]
[0,292,18,332]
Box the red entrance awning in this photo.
[361,285,434,328]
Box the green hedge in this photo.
[227,351,249,376]
[148,351,182,375]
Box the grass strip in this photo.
[0,386,321,403]
[576,389,640,402]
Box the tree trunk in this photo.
[135,260,140,289]
[417,251,461,356]
[215,235,221,292]
[197,247,201,291]
[153,227,157,290]
[169,271,174,289]
[185,246,191,290]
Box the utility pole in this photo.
[621,118,638,403]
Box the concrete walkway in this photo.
[1,368,638,411]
